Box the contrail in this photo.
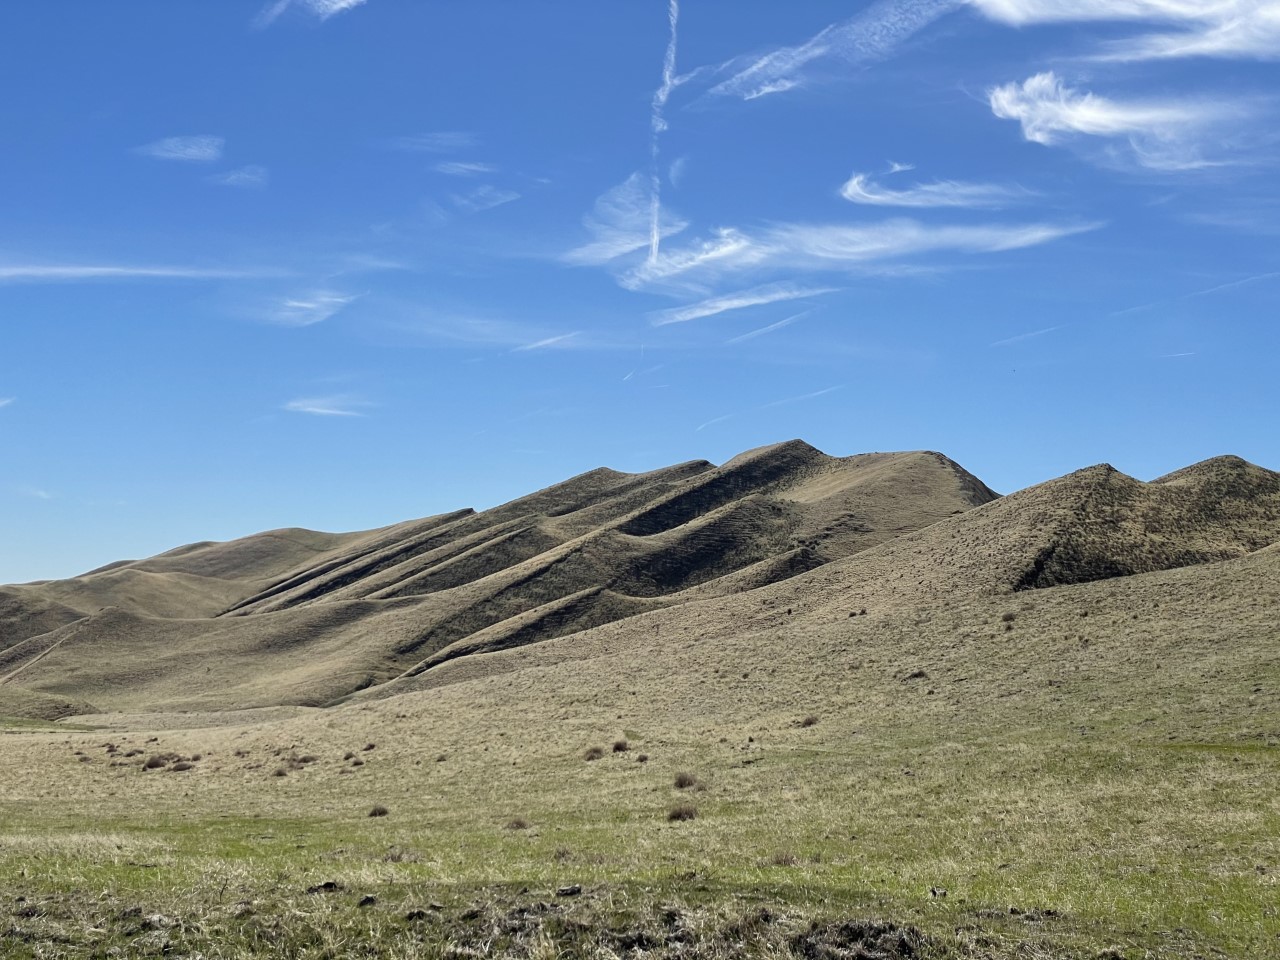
[649,0,680,263]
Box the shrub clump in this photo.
[583,746,606,761]
[612,739,630,753]
[667,804,698,822]
[798,715,819,728]
[674,771,699,790]
[369,805,389,818]
[504,818,531,830]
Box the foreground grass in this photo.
[3,558,1278,958]
[2,727,1276,959]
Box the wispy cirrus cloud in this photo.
[450,185,521,213]
[0,263,267,283]
[434,161,498,177]
[842,171,1034,208]
[0,397,14,409]
[967,1,1280,61]
[389,131,478,153]
[255,0,367,28]
[760,385,842,409]
[695,414,734,432]
[990,325,1060,346]
[208,165,269,188]
[624,217,1098,291]
[696,384,842,433]
[726,311,811,344]
[1111,270,1280,316]
[513,332,580,352]
[563,173,689,266]
[648,0,681,262]
[135,136,224,162]
[269,290,358,327]
[653,282,836,326]
[709,0,961,101]
[283,394,370,416]
[989,71,1247,170]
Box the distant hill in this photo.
[1,443,1276,718]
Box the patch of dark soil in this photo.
[790,919,927,960]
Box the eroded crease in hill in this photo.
[1,444,1276,716]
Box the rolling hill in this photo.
[3,441,1279,959]
[1,444,1277,719]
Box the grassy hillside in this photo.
[0,445,1276,958]
[0,444,1000,712]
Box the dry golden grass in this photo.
[1,445,1278,957]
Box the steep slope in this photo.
[0,517,466,646]
[0,443,997,712]
[0,588,84,656]
[8,445,1273,716]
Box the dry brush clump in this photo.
[674,771,700,790]
[583,746,606,761]
[368,805,389,818]
[667,804,698,822]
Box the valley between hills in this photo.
[1,440,1277,959]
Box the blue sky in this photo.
[3,0,1278,582]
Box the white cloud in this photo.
[726,311,810,344]
[0,264,263,283]
[653,282,837,326]
[761,385,842,409]
[648,0,682,262]
[513,332,580,352]
[209,165,269,188]
[283,394,369,416]
[390,132,478,153]
[270,290,357,326]
[990,325,1060,346]
[969,1,1221,25]
[842,171,1033,208]
[1112,270,1280,315]
[255,0,367,27]
[0,397,13,408]
[433,161,498,177]
[450,185,521,213]
[696,414,733,432]
[135,136,225,162]
[626,217,1099,290]
[743,78,802,100]
[622,227,759,291]
[968,1,1280,61]
[563,173,689,266]
[710,0,961,101]
[1105,8,1280,60]
[668,157,688,188]
[304,0,368,17]
[989,71,1244,169]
